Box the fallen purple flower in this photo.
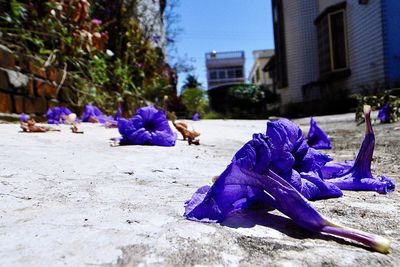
[20,113,27,122]
[323,106,395,193]
[118,106,176,146]
[47,107,74,124]
[265,120,339,200]
[307,117,332,149]
[321,160,354,179]
[184,163,391,253]
[81,104,113,124]
[192,113,200,121]
[378,103,391,123]
[114,104,122,121]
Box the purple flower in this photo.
[378,103,391,123]
[184,162,391,253]
[192,113,200,121]
[114,104,122,121]
[91,19,103,25]
[46,107,72,124]
[265,120,339,200]
[323,106,395,193]
[118,106,177,146]
[321,160,354,179]
[307,117,332,149]
[20,113,27,122]
[81,104,113,124]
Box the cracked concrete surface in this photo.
[0,114,399,266]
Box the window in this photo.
[272,0,288,88]
[315,3,349,77]
[256,67,260,82]
[235,69,243,78]
[218,70,226,79]
[227,69,235,78]
[210,71,217,80]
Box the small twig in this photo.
[56,63,68,95]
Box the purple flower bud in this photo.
[307,117,332,149]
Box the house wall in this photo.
[280,0,319,105]
[317,0,386,93]
[382,0,400,87]
[249,50,274,86]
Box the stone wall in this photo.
[0,45,71,115]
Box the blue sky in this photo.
[174,0,274,92]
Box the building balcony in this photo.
[205,51,245,68]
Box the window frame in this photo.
[314,2,350,79]
[327,9,349,72]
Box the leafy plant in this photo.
[355,89,400,123]
[180,87,208,116]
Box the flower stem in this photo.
[321,220,391,253]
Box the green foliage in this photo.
[181,74,202,91]
[355,89,400,123]
[180,87,208,115]
[203,111,225,120]
[0,0,177,116]
[229,84,267,104]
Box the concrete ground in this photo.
[0,113,399,266]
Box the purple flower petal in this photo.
[114,104,122,121]
[184,163,390,253]
[321,160,354,179]
[20,113,27,122]
[325,106,395,193]
[378,104,391,123]
[118,106,177,146]
[46,107,72,124]
[265,119,336,199]
[192,113,200,121]
[81,104,114,124]
[307,117,332,149]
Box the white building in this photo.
[272,0,400,112]
[249,49,274,88]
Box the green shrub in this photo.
[180,87,208,116]
[203,111,225,120]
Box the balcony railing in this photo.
[205,51,245,60]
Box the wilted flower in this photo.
[378,103,391,123]
[192,113,200,121]
[184,155,391,253]
[184,110,395,253]
[118,106,177,146]
[307,117,332,149]
[81,104,113,124]
[114,104,122,121]
[323,106,395,193]
[265,119,340,200]
[47,107,75,124]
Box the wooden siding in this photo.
[280,0,319,104]
[318,0,386,93]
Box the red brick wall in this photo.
[0,44,71,115]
